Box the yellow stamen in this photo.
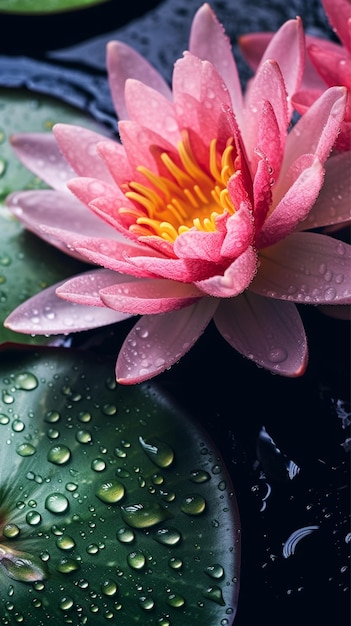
[120,130,237,242]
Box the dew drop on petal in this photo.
[45,493,69,514]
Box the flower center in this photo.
[122,131,236,243]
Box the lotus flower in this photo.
[5,4,351,384]
[239,0,351,151]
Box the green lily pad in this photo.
[0,88,104,345]
[0,345,240,624]
[0,0,110,15]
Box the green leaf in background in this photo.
[0,88,105,345]
[0,0,110,15]
[0,345,240,624]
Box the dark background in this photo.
[0,1,350,624]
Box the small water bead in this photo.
[31,598,42,609]
[45,411,61,423]
[65,482,78,492]
[127,551,146,570]
[2,390,14,404]
[205,564,225,579]
[167,593,185,608]
[59,597,74,611]
[138,596,155,611]
[180,494,206,516]
[95,480,125,504]
[11,419,25,432]
[16,443,36,457]
[56,558,80,574]
[168,557,183,570]
[0,413,10,425]
[45,493,69,514]
[116,527,135,544]
[190,469,211,484]
[115,468,130,479]
[114,447,127,459]
[26,511,42,527]
[75,429,92,444]
[47,444,71,465]
[13,372,38,391]
[33,581,45,592]
[120,502,173,529]
[152,473,164,485]
[91,458,106,472]
[157,620,170,626]
[101,579,118,596]
[86,544,99,555]
[102,404,117,416]
[203,585,225,605]
[47,428,60,439]
[138,436,175,468]
[78,411,92,423]
[56,536,76,551]
[153,527,182,546]
[3,524,20,539]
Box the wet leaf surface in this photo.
[0,345,240,624]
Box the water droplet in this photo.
[2,390,14,404]
[127,550,146,570]
[86,543,99,555]
[59,597,74,611]
[16,443,36,457]
[101,579,118,596]
[45,493,69,514]
[190,469,211,483]
[56,557,80,574]
[12,419,25,432]
[56,536,76,551]
[91,458,106,472]
[45,410,60,423]
[203,585,225,605]
[139,436,174,468]
[120,502,173,529]
[95,480,125,504]
[78,411,92,423]
[205,564,224,579]
[116,527,135,544]
[13,372,38,391]
[168,556,183,570]
[75,429,92,444]
[47,445,71,465]
[167,593,185,608]
[180,494,206,516]
[3,524,20,539]
[102,404,117,416]
[138,595,155,610]
[153,527,182,546]
[268,347,288,364]
[0,413,10,425]
[26,511,42,527]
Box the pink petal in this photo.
[173,54,233,153]
[220,203,255,258]
[56,269,138,306]
[252,232,351,304]
[321,0,351,51]
[214,291,308,376]
[10,133,75,191]
[252,18,305,114]
[6,189,114,260]
[258,157,324,248]
[298,151,351,230]
[243,60,288,159]
[40,226,160,278]
[107,41,172,121]
[195,246,257,297]
[4,282,130,335]
[281,86,347,174]
[126,254,221,283]
[118,120,178,177]
[174,229,226,263]
[100,278,203,314]
[96,140,133,187]
[53,124,114,183]
[189,3,243,120]
[252,156,272,233]
[238,32,273,70]
[308,43,351,90]
[253,99,284,180]
[116,298,218,384]
[124,79,180,145]
[67,176,125,209]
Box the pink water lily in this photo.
[240,0,351,151]
[5,4,351,384]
